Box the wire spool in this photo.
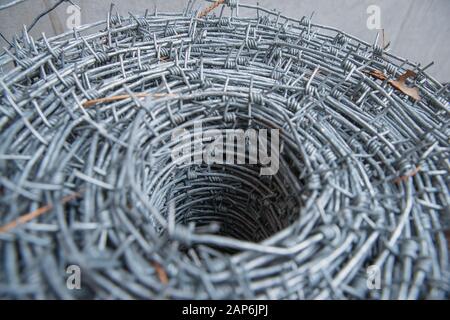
[0,1,449,299]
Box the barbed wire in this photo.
[0,1,449,299]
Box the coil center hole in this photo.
[148,117,305,246]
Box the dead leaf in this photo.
[0,191,83,233]
[365,69,388,81]
[198,0,225,18]
[83,93,150,108]
[394,166,421,184]
[365,69,421,101]
[389,70,421,101]
[151,261,169,285]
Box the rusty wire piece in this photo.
[0,1,449,299]
[198,0,225,18]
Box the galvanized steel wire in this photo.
[0,1,449,299]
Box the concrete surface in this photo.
[0,0,449,82]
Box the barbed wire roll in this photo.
[0,1,449,299]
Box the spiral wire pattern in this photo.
[0,1,449,299]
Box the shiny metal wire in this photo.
[0,1,449,299]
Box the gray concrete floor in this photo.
[0,0,449,82]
